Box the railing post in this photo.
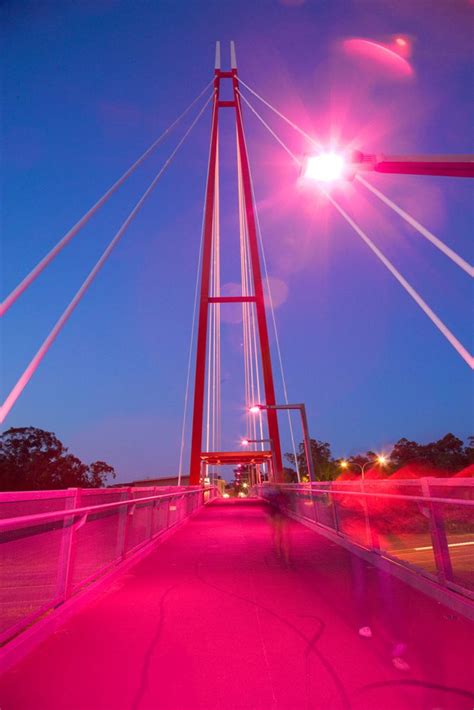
[360,481,380,551]
[330,484,341,534]
[56,488,81,603]
[151,487,161,538]
[145,489,155,540]
[421,478,453,584]
[116,488,132,560]
[166,496,172,529]
[311,486,320,524]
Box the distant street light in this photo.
[249,402,314,483]
[339,455,389,481]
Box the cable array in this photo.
[236,134,265,457]
[237,82,473,369]
[1,92,214,424]
[356,175,473,277]
[1,80,214,318]
[177,105,214,483]
[235,99,300,480]
[205,138,222,482]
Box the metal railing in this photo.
[0,486,218,645]
[255,480,474,600]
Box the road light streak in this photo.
[413,541,474,552]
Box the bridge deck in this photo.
[1,499,472,710]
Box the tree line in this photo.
[1,426,472,491]
[0,427,116,491]
[284,433,474,481]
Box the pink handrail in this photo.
[0,487,216,532]
[270,484,474,507]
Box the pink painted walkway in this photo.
[1,499,473,710]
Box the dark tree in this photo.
[0,427,116,491]
[285,438,339,481]
[464,436,474,465]
[389,433,470,471]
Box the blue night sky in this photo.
[2,0,473,483]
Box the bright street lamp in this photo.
[303,150,474,181]
[249,402,314,483]
[303,152,345,182]
[339,455,389,481]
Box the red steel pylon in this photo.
[189,42,284,484]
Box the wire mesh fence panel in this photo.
[428,482,473,590]
[330,483,372,547]
[312,492,337,530]
[0,521,64,643]
[152,500,170,536]
[296,490,317,523]
[0,490,76,519]
[0,487,214,645]
[167,498,180,527]
[432,499,473,591]
[125,505,153,554]
[70,509,124,591]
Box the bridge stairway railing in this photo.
[255,479,474,603]
[0,485,218,647]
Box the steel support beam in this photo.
[189,43,284,483]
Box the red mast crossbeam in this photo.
[189,42,284,484]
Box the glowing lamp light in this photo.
[377,455,388,466]
[249,405,261,414]
[241,439,249,446]
[395,37,407,47]
[303,153,345,182]
[340,460,349,469]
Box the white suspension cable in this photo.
[252,196,301,481]
[236,93,300,479]
[239,85,473,280]
[237,144,254,439]
[238,77,321,151]
[178,214,205,483]
[214,143,221,463]
[1,93,214,425]
[240,91,473,370]
[178,91,217,483]
[356,176,474,277]
[323,190,474,369]
[206,140,221,478]
[242,197,265,447]
[237,90,302,168]
[1,79,215,318]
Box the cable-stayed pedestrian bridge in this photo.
[1,42,473,708]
